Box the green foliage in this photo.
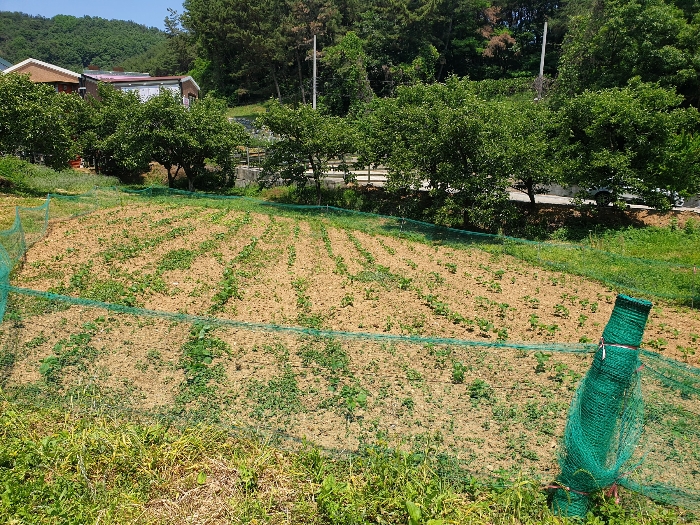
[247,365,303,418]
[0,74,80,170]
[176,325,229,418]
[158,248,197,271]
[557,0,700,107]
[362,77,516,231]
[39,324,100,385]
[140,91,247,190]
[0,12,166,72]
[451,360,466,384]
[558,79,700,205]
[258,102,357,205]
[321,31,374,115]
[0,157,118,196]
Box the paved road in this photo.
[507,190,700,213]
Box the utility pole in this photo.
[312,35,317,109]
[536,21,548,101]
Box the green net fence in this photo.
[0,187,699,518]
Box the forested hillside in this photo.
[181,0,700,107]
[0,12,167,73]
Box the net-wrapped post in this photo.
[553,294,652,518]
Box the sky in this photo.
[0,0,183,30]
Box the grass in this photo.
[0,156,119,197]
[0,395,691,524]
[225,102,271,120]
[588,223,700,266]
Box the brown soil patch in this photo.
[3,197,699,485]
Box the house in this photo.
[83,67,200,106]
[0,57,12,71]
[2,58,199,105]
[3,58,81,93]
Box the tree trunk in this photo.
[315,176,322,206]
[310,156,321,205]
[437,16,453,82]
[296,49,307,104]
[525,177,536,209]
[270,67,282,103]
[168,165,181,188]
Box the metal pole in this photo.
[536,21,548,100]
[312,35,317,110]
[539,21,548,79]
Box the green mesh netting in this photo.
[553,295,651,517]
[0,187,698,516]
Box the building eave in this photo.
[3,58,81,80]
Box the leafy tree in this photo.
[258,102,357,204]
[282,0,341,103]
[141,93,247,191]
[0,73,80,170]
[120,11,197,76]
[139,91,189,187]
[177,95,248,191]
[81,84,150,178]
[182,0,291,102]
[361,77,513,230]
[556,0,700,107]
[558,79,700,208]
[321,31,374,115]
[490,100,560,208]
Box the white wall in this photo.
[121,84,179,102]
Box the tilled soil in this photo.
[3,199,699,484]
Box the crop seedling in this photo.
[553,304,570,318]
[452,361,466,384]
[646,337,668,351]
[678,346,696,362]
[534,351,551,373]
[467,379,494,405]
[340,293,354,307]
[247,364,303,422]
[528,314,540,330]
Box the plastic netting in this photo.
[0,187,698,517]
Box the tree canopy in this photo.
[0,73,80,170]
[0,12,168,73]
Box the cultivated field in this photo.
[3,197,699,487]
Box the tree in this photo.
[140,93,247,191]
[177,95,248,191]
[490,100,559,208]
[257,102,357,204]
[0,12,166,72]
[81,84,150,178]
[558,79,700,208]
[556,0,700,107]
[0,73,80,170]
[182,0,290,102]
[140,91,189,187]
[321,31,374,115]
[361,77,513,230]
